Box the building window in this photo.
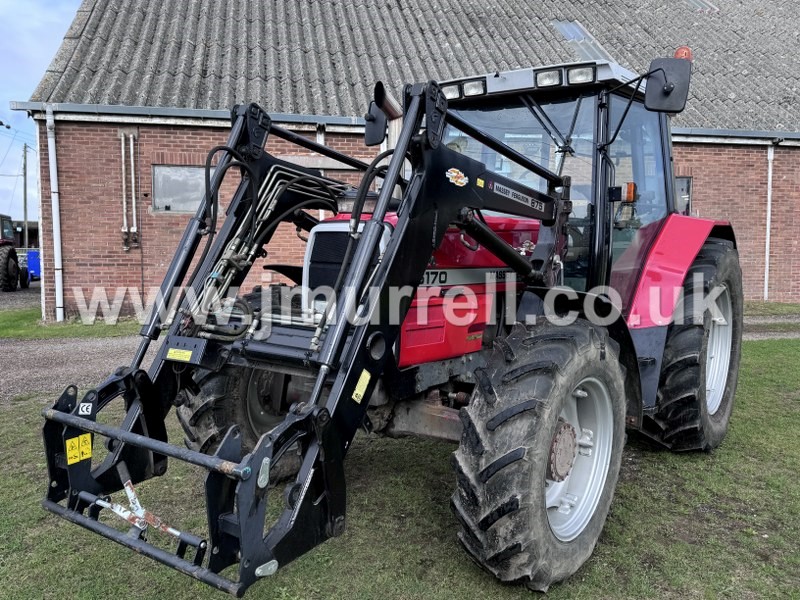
[152,165,210,213]
[676,176,692,215]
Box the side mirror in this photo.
[364,101,387,147]
[644,57,692,113]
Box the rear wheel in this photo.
[647,238,743,450]
[452,321,626,591]
[0,246,19,291]
[19,267,29,289]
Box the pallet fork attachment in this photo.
[41,82,571,596]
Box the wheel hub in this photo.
[548,418,577,482]
[246,371,283,433]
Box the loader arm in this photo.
[41,82,571,596]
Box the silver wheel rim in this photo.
[545,377,614,542]
[705,285,733,415]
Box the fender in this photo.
[626,214,736,330]
[621,213,735,412]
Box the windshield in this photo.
[1,219,13,241]
[444,94,596,219]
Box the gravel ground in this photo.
[744,314,800,324]
[0,280,41,311]
[743,330,800,341]
[0,335,149,403]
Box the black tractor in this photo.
[0,214,24,292]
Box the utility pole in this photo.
[22,143,28,248]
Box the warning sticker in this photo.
[79,433,92,461]
[65,437,80,465]
[66,433,92,465]
[352,370,371,404]
[166,348,193,362]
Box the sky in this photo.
[0,0,83,223]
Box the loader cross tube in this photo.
[42,408,251,480]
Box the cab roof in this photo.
[441,60,641,102]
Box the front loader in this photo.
[41,52,742,595]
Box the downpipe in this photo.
[45,106,65,322]
[764,142,779,300]
[129,133,139,247]
[120,133,129,251]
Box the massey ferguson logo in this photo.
[445,168,468,187]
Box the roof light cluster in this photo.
[441,65,597,100]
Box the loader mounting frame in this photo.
[41,83,571,596]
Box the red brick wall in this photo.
[35,119,800,321]
[673,143,800,302]
[36,120,375,320]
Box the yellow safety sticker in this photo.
[79,433,92,461]
[352,370,371,404]
[166,348,193,362]
[476,178,485,188]
[66,433,92,465]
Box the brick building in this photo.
[12,0,800,319]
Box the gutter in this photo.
[45,106,65,322]
[10,101,366,128]
[672,127,800,147]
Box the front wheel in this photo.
[452,321,626,591]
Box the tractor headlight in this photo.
[442,84,462,100]
[567,66,596,85]
[535,69,562,87]
[462,79,487,97]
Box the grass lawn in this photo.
[0,340,798,599]
[0,307,140,340]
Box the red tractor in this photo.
[0,214,25,291]
[41,53,741,595]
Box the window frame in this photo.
[151,164,211,214]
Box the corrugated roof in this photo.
[30,0,800,131]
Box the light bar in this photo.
[535,69,562,87]
[462,79,487,97]
[442,84,461,100]
[567,66,596,85]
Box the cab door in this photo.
[605,97,671,310]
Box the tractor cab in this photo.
[439,58,691,308]
[0,214,14,244]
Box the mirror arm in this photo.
[597,70,653,152]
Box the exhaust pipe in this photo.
[373,81,402,120]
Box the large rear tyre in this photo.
[452,321,626,591]
[647,238,743,451]
[0,246,19,292]
[19,267,29,289]
[176,367,300,479]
